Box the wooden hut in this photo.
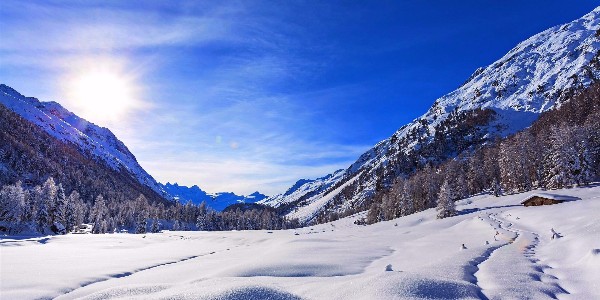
[521,193,570,207]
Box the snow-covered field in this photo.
[2,186,599,300]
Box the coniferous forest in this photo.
[356,81,600,224]
[0,177,299,235]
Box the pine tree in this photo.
[172,220,181,231]
[196,212,208,231]
[545,126,578,189]
[573,127,595,185]
[24,188,38,225]
[366,202,382,224]
[99,219,108,234]
[380,194,395,221]
[135,216,147,234]
[134,194,149,234]
[445,161,467,200]
[108,217,118,233]
[400,181,414,216]
[492,178,502,197]
[41,177,57,219]
[53,184,68,233]
[467,152,486,195]
[151,219,160,233]
[135,208,148,234]
[91,195,107,234]
[499,140,518,192]
[0,182,26,233]
[424,168,442,209]
[437,180,456,219]
[198,201,207,215]
[36,196,50,233]
[68,191,84,231]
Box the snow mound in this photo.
[390,276,481,299]
[235,263,348,277]
[580,248,600,265]
[200,286,303,300]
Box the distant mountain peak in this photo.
[161,182,268,211]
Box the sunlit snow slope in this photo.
[2,186,599,299]
[0,84,166,197]
[262,7,600,224]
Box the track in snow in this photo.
[56,242,247,300]
[474,212,569,299]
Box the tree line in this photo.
[361,82,600,223]
[0,177,299,235]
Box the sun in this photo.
[68,69,136,123]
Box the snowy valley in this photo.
[2,186,599,299]
[1,4,600,300]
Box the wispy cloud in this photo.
[0,0,373,195]
[0,2,235,52]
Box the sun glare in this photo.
[68,70,136,123]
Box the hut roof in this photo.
[520,193,578,204]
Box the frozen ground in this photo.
[1,186,599,300]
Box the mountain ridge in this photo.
[261,6,600,224]
[162,182,267,211]
[0,84,167,198]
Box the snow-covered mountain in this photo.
[0,84,166,198]
[162,182,267,211]
[258,170,344,214]
[262,7,600,224]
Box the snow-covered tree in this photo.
[135,216,147,234]
[36,197,50,233]
[366,202,382,224]
[445,161,467,200]
[436,180,456,219]
[467,151,486,195]
[544,126,579,189]
[151,218,161,233]
[573,127,595,185]
[400,180,414,216]
[68,191,85,230]
[41,177,57,214]
[0,182,26,233]
[53,184,68,233]
[196,212,208,231]
[99,219,108,234]
[90,195,107,234]
[172,220,181,231]
[132,194,149,234]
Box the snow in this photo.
[262,7,600,222]
[286,172,362,224]
[259,169,345,210]
[0,84,166,197]
[2,185,599,299]
[162,183,268,211]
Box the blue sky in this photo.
[1,1,598,195]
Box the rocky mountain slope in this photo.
[261,7,600,224]
[0,84,168,202]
